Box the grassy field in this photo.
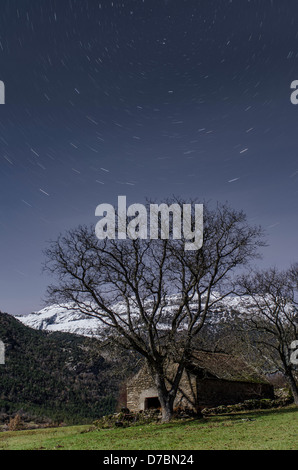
[0,406,297,451]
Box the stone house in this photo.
[126,351,274,412]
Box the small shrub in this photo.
[8,414,24,431]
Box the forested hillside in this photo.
[0,312,135,425]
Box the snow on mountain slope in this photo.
[15,295,251,338]
[15,305,103,337]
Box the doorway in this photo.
[144,396,161,410]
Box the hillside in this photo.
[0,406,297,450]
[0,312,135,425]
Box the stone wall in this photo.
[196,378,274,409]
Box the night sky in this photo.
[1,0,298,315]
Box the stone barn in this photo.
[126,351,274,413]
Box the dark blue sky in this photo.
[1,0,298,314]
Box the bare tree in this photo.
[238,267,298,404]
[43,201,264,422]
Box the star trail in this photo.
[1,0,298,314]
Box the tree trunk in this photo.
[285,369,298,405]
[154,371,175,422]
[159,395,175,423]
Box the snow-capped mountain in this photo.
[15,294,252,338]
[15,305,103,337]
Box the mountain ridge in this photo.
[14,294,250,338]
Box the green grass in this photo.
[0,406,297,451]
